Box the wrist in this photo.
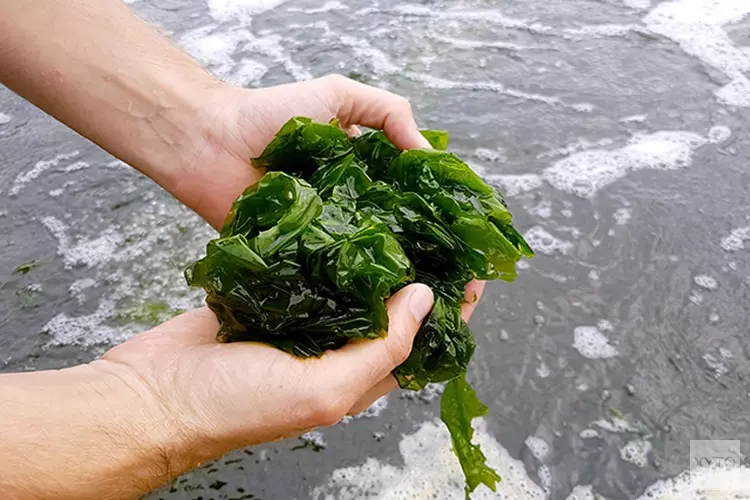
[0,362,193,499]
[81,360,214,492]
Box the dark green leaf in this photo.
[441,375,501,498]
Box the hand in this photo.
[169,75,433,231]
[97,284,435,478]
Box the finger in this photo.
[347,375,398,416]
[325,75,431,150]
[461,280,486,322]
[315,283,434,398]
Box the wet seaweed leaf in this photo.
[187,117,533,491]
[420,129,449,150]
[441,375,502,498]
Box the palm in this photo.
[177,82,345,230]
[102,308,319,447]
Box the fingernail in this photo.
[417,133,432,149]
[409,284,434,322]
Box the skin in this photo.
[0,1,486,499]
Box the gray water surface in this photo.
[2,0,750,498]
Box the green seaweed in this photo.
[14,261,40,275]
[186,117,533,492]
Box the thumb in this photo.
[315,284,434,397]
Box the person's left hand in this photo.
[170,75,432,231]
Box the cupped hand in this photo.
[97,284,434,470]
[173,75,432,231]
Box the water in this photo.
[2,0,750,498]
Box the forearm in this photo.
[0,362,201,500]
[0,0,219,192]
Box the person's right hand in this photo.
[93,284,435,483]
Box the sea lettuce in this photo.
[187,117,533,495]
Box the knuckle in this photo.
[394,95,412,112]
[305,392,348,428]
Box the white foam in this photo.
[579,429,599,439]
[694,274,718,290]
[529,199,552,219]
[635,466,750,499]
[0,112,11,125]
[42,217,124,269]
[486,174,542,197]
[536,361,550,378]
[10,151,80,195]
[620,439,652,468]
[49,189,64,198]
[69,278,97,304]
[566,484,610,500]
[299,431,327,450]
[544,131,708,198]
[620,114,647,123]
[340,35,401,74]
[703,353,728,377]
[613,208,632,225]
[63,161,90,173]
[537,138,615,160]
[597,319,614,332]
[573,326,619,359]
[245,32,312,81]
[288,1,346,14]
[524,226,574,256]
[44,299,132,347]
[644,0,750,106]
[312,419,546,500]
[181,27,251,79]
[707,125,731,143]
[588,270,600,281]
[207,0,290,23]
[538,465,552,496]
[720,226,750,252]
[474,148,507,164]
[401,383,446,404]
[524,436,550,461]
[623,0,650,9]
[341,395,389,423]
[226,58,268,86]
[716,77,750,107]
[409,74,593,112]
